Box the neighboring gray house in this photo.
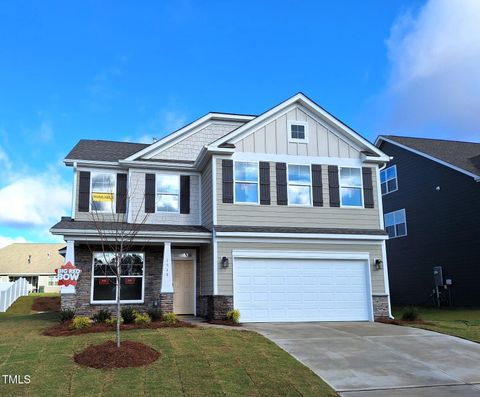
[51,93,392,322]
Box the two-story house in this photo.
[376,135,480,307]
[51,93,392,322]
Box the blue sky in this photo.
[0,0,479,246]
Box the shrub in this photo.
[105,316,123,326]
[147,308,163,322]
[134,312,151,325]
[163,312,177,325]
[226,309,241,324]
[92,309,112,324]
[401,306,421,322]
[71,316,92,329]
[121,307,136,324]
[58,309,75,323]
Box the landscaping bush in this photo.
[92,309,112,324]
[147,308,163,322]
[121,307,136,324]
[105,316,123,326]
[163,312,177,325]
[226,309,241,323]
[401,306,421,322]
[71,316,92,329]
[134,312,151,325]
[58,309,75,323]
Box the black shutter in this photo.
[328,165,340,207]
[78,171,90,212]
[311,164,323,207]
[180,175,190,214]
[222,160,234,203]
[259,162,270,205]
[362,167,374,208]
[116,174,127,214]
[145,173,156,213]
[276,162,287,205]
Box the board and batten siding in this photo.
[129,171,201,225]
[216,241,386,296]
[200,161,213,229]
[199,242,213,295]
[149,122,244,162]
[235,106,360,158]
[216,161,381,229]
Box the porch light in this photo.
[177,252,191,258]
[374,259,383,271]
[221,257,229,268]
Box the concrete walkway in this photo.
[246,322,480,396]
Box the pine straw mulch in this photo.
[74,340,160,368]
[376,318,430,326]
[44,319,196,337]
[207,319,241,327]
[31,296,61,312]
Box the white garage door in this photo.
[233,257,372,323]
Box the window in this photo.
[384,209,407,238]
[47,276,57,287]
[287,164,312,205]
[288,122,308,143]
[234,161,259,203]
[156,174,179,212]
[339,167,363,207]
[91,173,115,212]
[91,252,144,303]
[380,165,398,195]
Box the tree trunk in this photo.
[116,258,121,348]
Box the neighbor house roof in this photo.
[65,139,150,163]
[0,243,65,275]
[376,135,480,180]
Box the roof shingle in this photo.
[65,140,150,162]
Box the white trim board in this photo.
[232,250,371,260]
[215,231,388,240]
[376,136,480,181]
[232,152,364,167]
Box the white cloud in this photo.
[0,235,28,249]
[381,0,480,138]
[0,174,71,228]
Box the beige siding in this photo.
[216,161,381,229]
[129,171,201,225]
[199,243,213,295]
[38,275,60,293]
[201,161,213,229]
[149,122,244,161]
[235,105,360,158]
[216,240,386,296]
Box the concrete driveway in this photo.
[246,322,480,396]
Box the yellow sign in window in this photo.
[92,192,114,202]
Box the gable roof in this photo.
[376,135,480,180]
[0,243,65,275]
[65,140,149,164]
[208,92,389,161]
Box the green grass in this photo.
[0,293,59,317]
[394,306,480,343]
[0,297,336,397]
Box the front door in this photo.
[173,260,194,314]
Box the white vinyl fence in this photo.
[0,278,29,312]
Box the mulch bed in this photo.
[377,318,429,326]
[207,319,241,327]
[32,297,61,312]
[74,340,160,368]
[44,320,195,337]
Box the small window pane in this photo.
[381,182,387,195]
[288,165,311,184]
[396,223,406,237]
[380,170,387,183]
[235,183,258,203]
[341,187,362,206]
[120,278,142,300]
[384,213,395,226]
[157,194,179,212]
[92,174,115,192]
[288,185,311,205]
[93,278,116,301]
[157,175,179,194]
[235,162,258,182]
[395,209,405,223]
[340,168,361,187]
[386,166,396,180]
[290,124,306,140]
[387,179,397,192]
[386,225,396,238]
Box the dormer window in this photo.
[288,122,308,143]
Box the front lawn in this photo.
[394,306,480,343]
[0,297,336,397]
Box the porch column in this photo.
[160,241,174,313]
